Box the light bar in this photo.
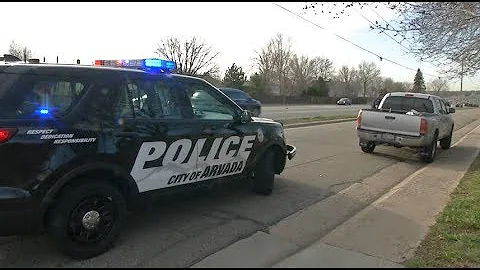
[94,58,176,73]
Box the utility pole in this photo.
[460,60,464,92]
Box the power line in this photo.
[367,5,407,41]
[366,4,445,69]
[353,7,412,55]
[356,7,446,71]
[273,3,442,78]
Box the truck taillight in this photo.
[357,111,363,128]
[419,119,428,135]
[0,128,17,143]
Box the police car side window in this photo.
[10,77,87,118]
[152,80,184,119]
[112,83,134,119]
[126,81,156,119]
[183,81,236,120]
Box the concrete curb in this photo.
[283,118,356,129]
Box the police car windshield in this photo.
[0,73,87,119]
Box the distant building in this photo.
[2,54,22,62]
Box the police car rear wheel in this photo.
[252,150,275,195]
[47,180,127,260]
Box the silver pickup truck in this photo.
[356,92,455,163]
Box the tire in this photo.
[47,180,127,260]
[361,142,376,153]
[440,126,453,150]
[422,133,438,163]
[252,150,275,195]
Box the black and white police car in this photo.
[0,58,296,259]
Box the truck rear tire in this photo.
[422,134,438,163]
[361,142,375,153]
[440,126,453,149]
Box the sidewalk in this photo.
[192,123,480,268]
[274,124,480,268]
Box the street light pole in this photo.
[460,60,464,92]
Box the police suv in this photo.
[0,58,296,259]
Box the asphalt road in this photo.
[261,104,368,120]
[1,108,480,267]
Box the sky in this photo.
[1,2,478,91]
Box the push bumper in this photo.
[286,144,296,160]
[357,128,432,148]
[0,187,43,236]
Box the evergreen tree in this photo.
[305,77,329,97]
[412,68,426,93]
[223,63,246,89]
[245,72,266,96]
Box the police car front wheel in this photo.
[252,150,275,195]
[46,180,127,260]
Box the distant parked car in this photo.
[219,87,262,116]
[336,97,352,105]
[455,102,479,108]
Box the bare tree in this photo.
[357,60,381,98]
[155,36,220,76]
[337,66,355,84]
[255,40,276,89]
[304,2,480,77]
[273,33,292,97]
[288,54,316,96]
[391,82,405,92]
[369,76,385,97]
[337,65,357,96]
[401,81,413,92]
[382,77,395,94]
[428,77,449,94]
[255,33,292,98]
[8,40,32,62]
[310,56,335,81]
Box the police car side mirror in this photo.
[240,110,252,123]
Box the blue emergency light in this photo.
[32,107,53,118]
[94,58,176,73]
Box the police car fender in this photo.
[40,161,139,210]
[131,135,257,193]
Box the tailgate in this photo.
[360,110,421,137]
